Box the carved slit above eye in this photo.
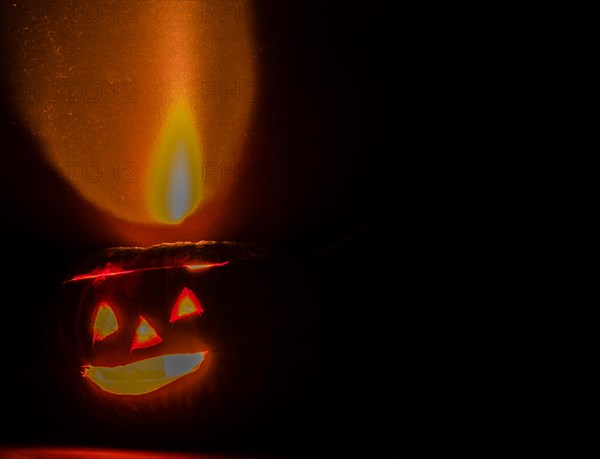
[170,288,204,323]
[93,303,119,344]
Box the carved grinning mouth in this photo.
[83,351,207,395]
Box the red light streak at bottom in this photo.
[0,447,262,459]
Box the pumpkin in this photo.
[53,240,318,443]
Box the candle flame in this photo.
[150,101,202,224]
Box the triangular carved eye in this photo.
[131,316,163,352]
[93,303,119,344]
[170,288,204,323]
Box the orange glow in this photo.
[149,100,202,224]
[131,316,162,352]
[6,0,256,230]
[93,304,119,343]
[170,288,204,323]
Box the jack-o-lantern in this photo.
[52,241,318,444]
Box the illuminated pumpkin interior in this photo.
[170,288,204,322]
[85,288,207,396]
[84,352,207,396]
[130,317,163,352]
[93,304,119,343]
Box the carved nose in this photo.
[130,316,163,352]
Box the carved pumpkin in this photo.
[54,241,317,441]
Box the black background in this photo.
[0,1,416,457]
